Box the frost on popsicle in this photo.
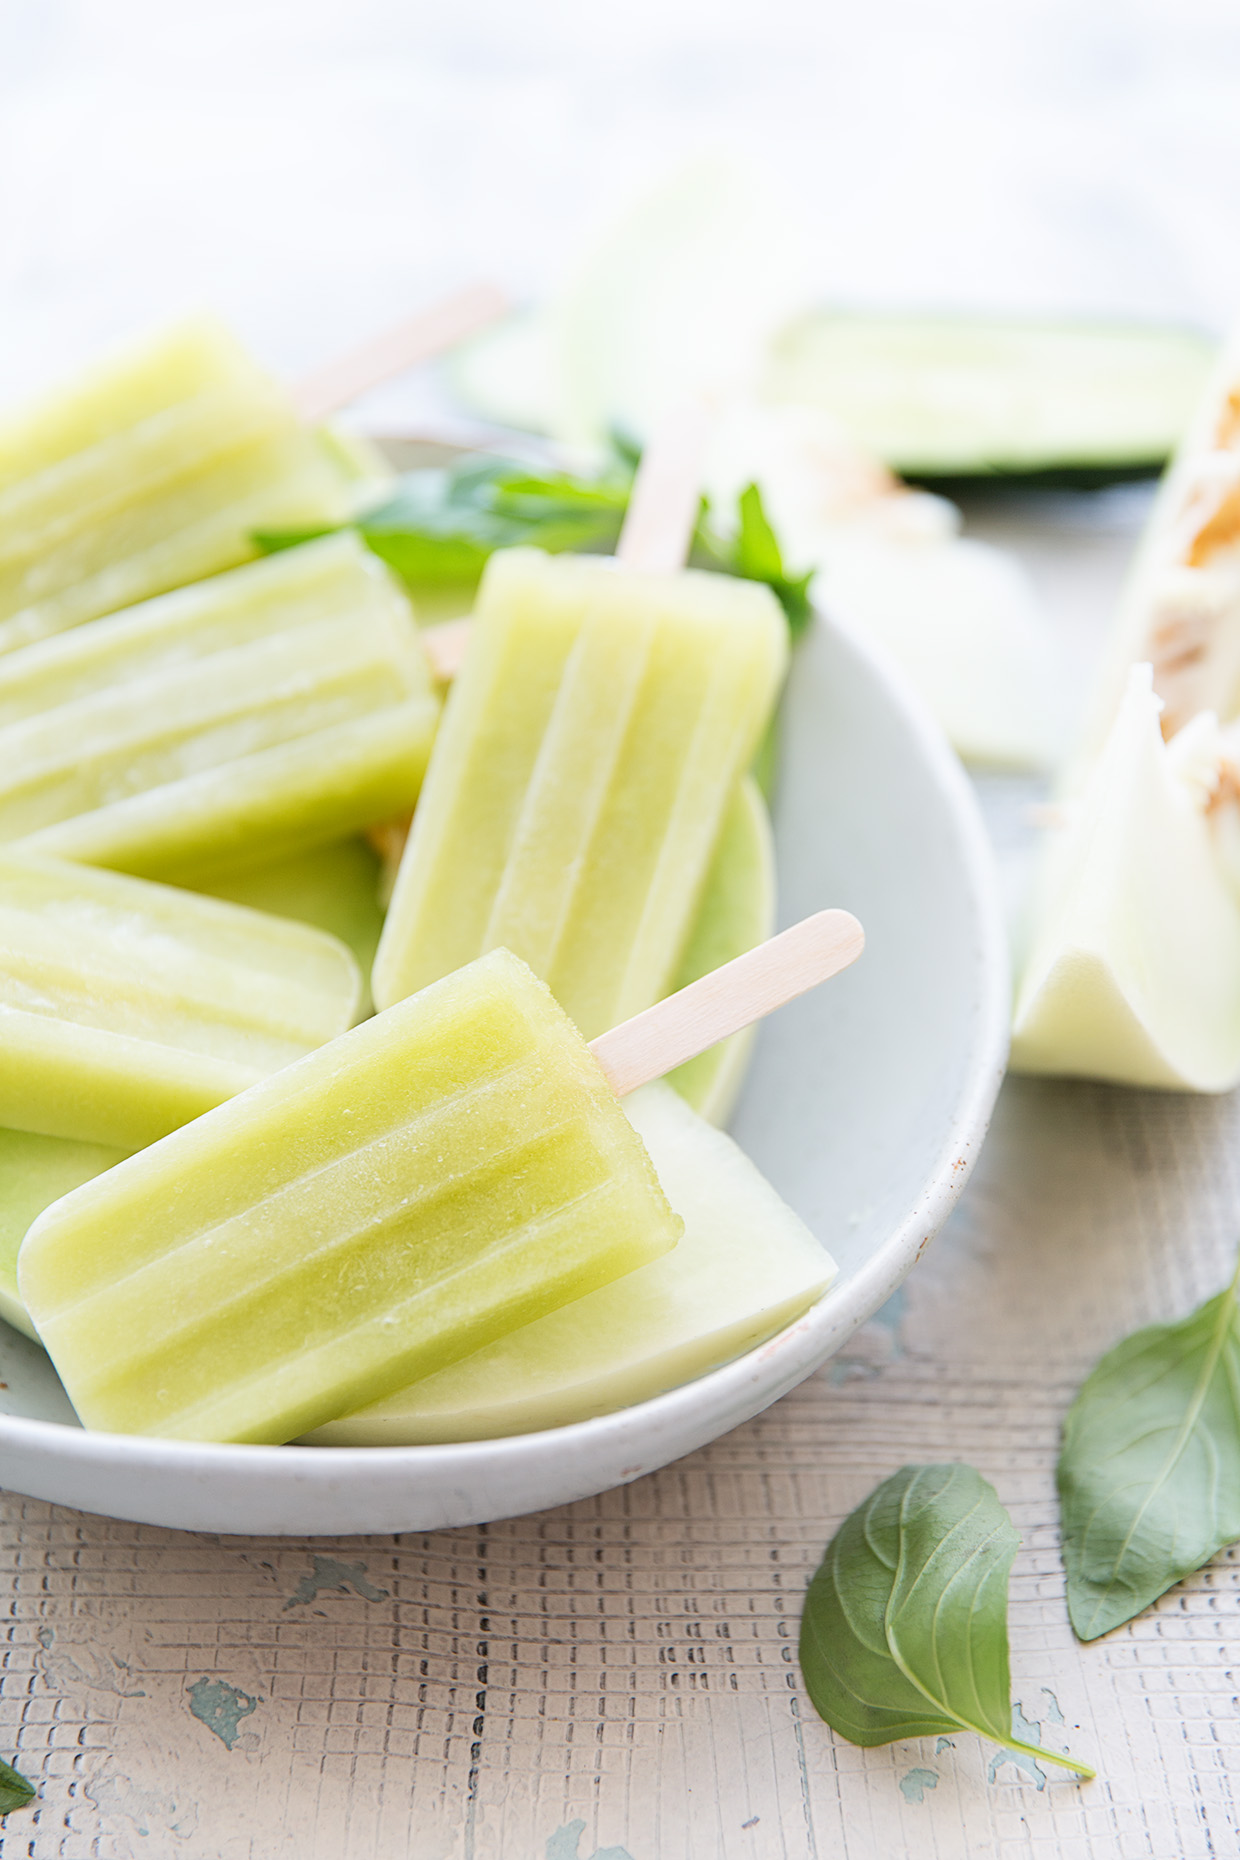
[18,950,681,1444]
[0,316,386,655]
[1011,665,1240,1091]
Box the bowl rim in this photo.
[0,607,1010,1508]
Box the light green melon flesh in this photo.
[0,1129,128,1339]
[667,775,775,1124]
[306,1079,834,1445]
[1012,667,1240,1089]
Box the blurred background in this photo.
[4,0,1240,408]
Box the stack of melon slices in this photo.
[1013,332,1240,1092]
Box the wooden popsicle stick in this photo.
[613,398,713,573]
[290,282,510,423]
[420,616,474,682]
[589,910,865,1098]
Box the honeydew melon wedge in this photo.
[0,1129,127,1340]
[306,1079,834,1446]
[813,530,1065,768]
[667,775,775,1124]
[1011,664,1240,1090]
[1072,326,1240,777]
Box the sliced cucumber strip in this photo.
[763,314,1217,482]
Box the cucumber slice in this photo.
[454,309,1217,486]
[763,314,1217,483]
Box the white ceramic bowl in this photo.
[0,610,1008,1534]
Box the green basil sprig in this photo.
[1058,1255,1240,1641]
[256,447,813,636]
[799,1464,1093,1777]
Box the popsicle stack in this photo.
[0,318,859,1450]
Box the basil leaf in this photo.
[734,482,785,584]
[799,1464,1092,1776]
[0,1756,35,1815]
[254,449,813,631]
[1058,1257,1240,1641]
[693,483,814,637]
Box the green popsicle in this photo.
[0,316,386,654]
[0,849,361,1148]
[18,949,681,1443]
[372,547,787,1037]
[0,532,440,883]
[667,774,775,1123]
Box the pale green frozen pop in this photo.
[372,547,787,1037]
[0,532,440,883]
[0,849,361,1148]
[0,315,384,655]
[19,949,681,1444]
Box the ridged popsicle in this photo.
[0,316,385,654]
[309,1080,833,1444]
[18,949,682,1444]
[372,548,787,1037]
[0,850,361,1148]
[0,532,440,883]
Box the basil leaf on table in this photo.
[1058,1255,1240,1641]
[799,1464,1093,1777]
[0,1755,35,1815]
